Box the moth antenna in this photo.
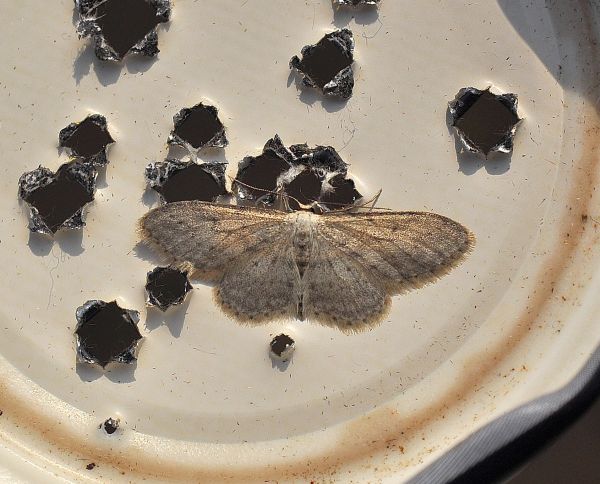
[230,176,389,213]
[321,189,391,214]
[366,189,383,212]
[227,175,305,212]
[355,189,391,212]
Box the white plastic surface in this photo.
[0,0,599,482]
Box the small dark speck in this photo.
[86,463,96,470]
[269,333,295,361]
[101,417,119,435]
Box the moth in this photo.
[139,201,474,331]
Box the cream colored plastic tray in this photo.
[0,1,599,482]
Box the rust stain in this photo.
[1,7,600,484]
[0,107,594,483]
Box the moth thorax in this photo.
[292,215,315,276]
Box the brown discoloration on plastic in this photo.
[0,107,596,482]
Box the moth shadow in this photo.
[145,298,191,338]
[132,239,167,265]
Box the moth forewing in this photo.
[139,202,474,330]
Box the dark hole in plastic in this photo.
[235,152,290,200]
[284,169,323,210]
[270,334,295,359]
[76,301,141,368]
[93,0,164,58]
[172,104,225,149]
[297,37,353,89]
[60,116,114,159]
[320,174,362,210]
[157,164,227,203]
[453,89,520,155]
[146,267,192,311]
[20,164,94,233]
[102,417,119,435]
